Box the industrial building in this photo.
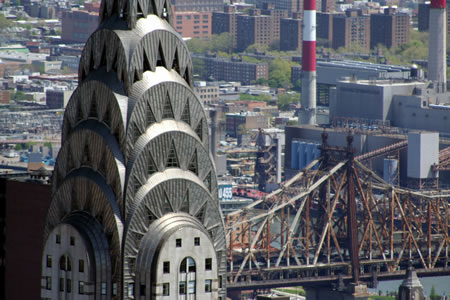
[225,111,270,137]
[291,60,412,105]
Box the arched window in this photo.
[59,255,72,271]
[179,257,196,273]
[179,257,196,296]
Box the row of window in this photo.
[176,15,209,20]
[175,236,201,247]
[55,234,76,246]
[46,255,84,273]
[159,279,214,296]
[44,278,117,296]
[162,257,212,273]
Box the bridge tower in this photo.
[40,0,226,299]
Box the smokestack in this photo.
[428,0,446,93]
[300,0,317,125]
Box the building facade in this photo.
[370,8,409,49]
[317,12,333,47]
[41,0,226,299]
[212,5,240,48]
[236,9,273,51]
[332,10,370,50]
[202,55,269,84]
[226,112,269,137]
[280,12,302,51]
[173,11,212,38]
[61,7,99,43]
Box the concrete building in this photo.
[280,12,302,51]
[200,55,269,84]
[332,10,370,50]
[61,7,99,43]
[291,60,412,105]
[41,1,226,300]
[194,82,220,105]
[226,111,269,137]
[45,89,73,109]
[330,79,427,122]
[173,11,212,38]
[0,91,10,105]
[370,8,410,49]
[236,9,273,51]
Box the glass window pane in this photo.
[188,280,196,294]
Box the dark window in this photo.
[79,281,85,294]
[59,278,65,292]
[194,237,200,246]
[177,15,182,19]
[163,283,170,296]
[70,236,75,246]
[179,281,186,295]
[79,260,84,272]
[101,282,107,295]
[45,277,52,290]
[67,279,72,293]
[176,238,182,247]
[205,258,212,271]
[140,284,146,296]
[163,261,170,273]
[46,255,52,268]
[56,234,61,244]
[205,279,212,292]
[219,275,222,288]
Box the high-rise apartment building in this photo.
[173,11,212,38]
[418,3,430,32]
[317,12,333,47]
[172,0,223,12]
[61,3,99,43]
[212,5,242,48]
[370,8,409,49]
[332,10,370,50]
[236,9,273,51]
[261,3,289,43]
[280,12,302,51]
[41,0,226,299]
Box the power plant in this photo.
[428,0,447,93]
[300,0,317,125]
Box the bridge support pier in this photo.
[305,283,371,300]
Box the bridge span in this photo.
[225,133,450,296]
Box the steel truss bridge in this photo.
[225,134,450,292]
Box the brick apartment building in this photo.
[194,82,220,105]
[172,0,223,12]
[61,2,99,43]
[173,11,212,38]
[280,12,302,51]
[236,9,272,51]
[332,9,370,50]
[261,3,288,44]
[317,12,333,47]
[212,5,241,48]
[370,8,409,49]
[200,55,269,84]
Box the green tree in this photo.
[192,57,207,80]
[269,58,293,89]
[430,285,439,300]
[14,143,23,151]
[0,14,12,29]
[277,93,299,110]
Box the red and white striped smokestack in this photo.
[428,0,446,93]
[300,0,317,125]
